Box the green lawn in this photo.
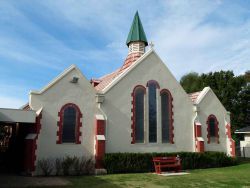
[61,163,250,188]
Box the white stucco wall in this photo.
[102,51,195,153]
[245,134,250,142]
[197,89,228,153]
[30,67,96,163]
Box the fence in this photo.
[236,146,250,158]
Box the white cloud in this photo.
[148,1,250,79]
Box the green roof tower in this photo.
[126,11,148,47]
[119,11,149,72]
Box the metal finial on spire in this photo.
[149,41,154,49]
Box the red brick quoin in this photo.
[57,103,82,144]
[194,122,204,152]
[24,111,42,173]
[226,123,236,157]
[95,117,106,169]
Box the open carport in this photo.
[0,108,37,174]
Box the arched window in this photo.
[131,86,146,143]
[57,103,82,144]
[207,115,219,144]
[147,80,160,143]
[160,89,174,143]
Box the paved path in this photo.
[0,174,70,188]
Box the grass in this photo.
[29,162,250,188]
[58,163,250,188]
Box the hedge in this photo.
[104,152,238,174]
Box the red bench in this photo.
[153,156,181,174]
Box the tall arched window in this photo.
[147,80,160,143]
[57,103,82,144]
[131,86,146,143]
[160,89,173,143]
[207,114,219,144]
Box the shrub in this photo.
[57,156,95,176]
[62,156,77,176]
[55,158,63,176]
[37,156,94,176]
[73,157,95,175]
[104,152,238,174]
[37,158,54,176]
[84,157,95,174]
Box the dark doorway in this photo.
[0,123,31,173]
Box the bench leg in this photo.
[176,166,181,172]
[155,166,161,174]
[158,166,161,174]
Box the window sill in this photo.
[132,142,175,145]
[57,143,81,145]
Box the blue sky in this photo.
[0,0,249,108]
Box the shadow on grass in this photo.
[67,175,122,188]
[0,174,122,188]
[0,174,70,188]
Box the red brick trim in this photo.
[146,80,160,89]
[226,123,236,157]
[194,123,198,151]
[30,111,42,172]
[194,122,204,152]
[95,118,106,169]
[160,89,174,144]
[206,114,219,144]
[131,85,146,144]
[57,103,82,144]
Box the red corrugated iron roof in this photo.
[94,70,120,91]
[188,91,202,103]
[94,52,143,91]
[21,103,31,110]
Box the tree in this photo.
[180,72,202,93]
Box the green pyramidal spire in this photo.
[126,11,148,47]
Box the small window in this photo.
[131,86,145,144]
[57,103,82,144]
[207,115,219,144]
[209,118,216,137]
[147,80,159,143]
[62,107,76,143]
[161,91,170,143]
[134,87,145,143]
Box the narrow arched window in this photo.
[57,103,82,144]
[147,80,160,143]
[131,86,145,143]
[160,89,173,143]
[207,115,219,144]
[62,107,76,142]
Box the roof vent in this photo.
[70,76,79,83]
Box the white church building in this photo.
[0,12,235,175]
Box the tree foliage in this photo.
[180,70,250,133]
[180,72,202,93]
